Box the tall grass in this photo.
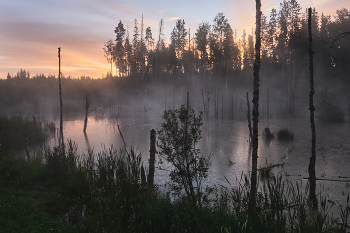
[1,141,346,232]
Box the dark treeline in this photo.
[102,1,349,117]
[104,2,349,84]
[2,0,349,120]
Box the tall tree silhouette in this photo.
[213,13,228,68]
[171,19,188,77]
[195,22,210,78]
[103,39,114,75]
[114,21,126,76]
[155,19,164,78]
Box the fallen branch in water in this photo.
[302,177,350,182]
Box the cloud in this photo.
[168,17,180,21]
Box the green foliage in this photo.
[141,199,239,233]
[0,113,49,153]
[277,128,294,141]
[157,105,212,207]
[0,190,76,233]
[315,87,344,122]
[79,147,158,232]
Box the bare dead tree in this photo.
[308,7,318,210]
[58,47,64,151]
[249,0,261,221]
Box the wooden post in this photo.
[58,47,64,151]
[141,165,146,185]
[148,129,156,185]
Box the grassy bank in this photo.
[1,145,347,232]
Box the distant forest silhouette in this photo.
[2,0,349,118]
[100,3,349,81]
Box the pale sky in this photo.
[0,0,348,79]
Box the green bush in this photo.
[277,128,294,141]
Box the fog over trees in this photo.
[103,3,349,85]
[1,0,349,121]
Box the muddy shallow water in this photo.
[48,107,350,211]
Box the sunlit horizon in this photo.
[1,0,348,79]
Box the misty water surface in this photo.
[47,107,350,207]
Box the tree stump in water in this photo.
[264,127,274,139]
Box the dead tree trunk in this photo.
[83,92,91,133]
[148,129,156,185]
[249,0,261,222]
[246,92,253,143]
[58,47,64,151]
[308,7,318,210]
[267,89,270,126]
[25,134,30,161]
[348,97,350,122]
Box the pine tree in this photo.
[114,21,126,76]
[170,19,188,77]
[195,22,210,77]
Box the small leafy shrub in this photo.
[277,128,294,141]
[157,104,213,207]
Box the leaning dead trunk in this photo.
[249,0,261,222]
[83,92,91,133]
[308,7,318,210]
[246,92,253,143]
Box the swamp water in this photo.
[47,106,350,213]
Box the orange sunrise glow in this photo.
[0,0,348,79]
